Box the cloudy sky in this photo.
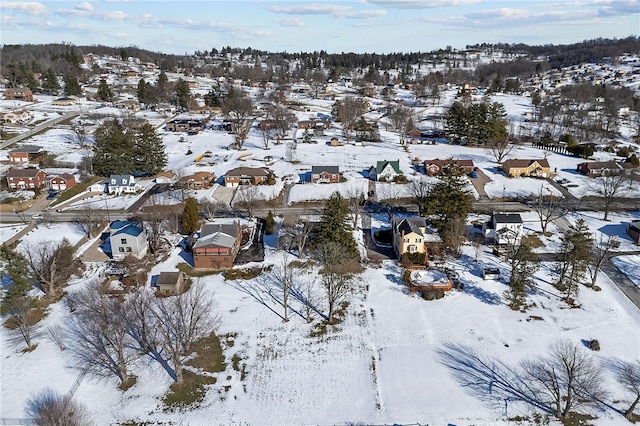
[1,0,638,54]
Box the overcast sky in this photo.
[1,1,638,55]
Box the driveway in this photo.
[212,185,236,206]
[469,169,491,200]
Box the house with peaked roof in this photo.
[5,168,47,189]
[46,173,76,191]
[502,158,551,178]
[108,175,141,195]
[8,145,46,163]
[193,220,242,269]
[577,160,623,177]
[156,271,186,294]
[483,213,524,245]
[109,220,148,260]
[4,88,33,102]
[1,109,31,124]
[391,216,440,259]
[369,160,402,181]
[224,167,272,187]
[423,158,474,176]
[311,165,340,183]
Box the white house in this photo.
[108,175,141,195]
[109,220,148,260]
[483,213,524,245]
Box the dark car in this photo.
[469,171,478,178]
[47,191,59,200]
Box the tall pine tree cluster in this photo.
[92,121,167,177]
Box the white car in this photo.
[31,213,43,219]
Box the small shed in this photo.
[156,271,186,294]
[482,267,501,280]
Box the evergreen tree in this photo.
[504,240,538,310]
[181,197,199,235]
[175,78,191,109]
[92,120,134,176]
[422,163,473,231]
[133,124,167,175]
[63,74,82,96]
[554,218,593,302]
[0,245,33,315]
[97,79,114,102]
[316,192,358,257]
[265,210,275,235]
[42,68,59,94]
[204,88,222,107]
[136,78,148,104]
[157,70,168,88]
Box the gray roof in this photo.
[9,145,43,154]
[312,165,339,174]
[193,231,237,249]
[157,272,182,286]
[494,213,523,224]
[200,222,239,238]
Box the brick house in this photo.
[224,167,272,187]
[423,158,475,176]
[179,171,214,190]
[5,168,47,189]
[502,158,551,178]
[193,221,242,269]
[8,145,46,163]
[47,173,76,191]
[311,165,340,183]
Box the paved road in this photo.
[0,111,80,150]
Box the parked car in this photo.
[469,171,478,178]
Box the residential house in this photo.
[52,96,79,106]
[391,216,440,259]
[109,220,148,260]
[369,160,402,181]
[423,158,475,176]
[121,118,149,129]
[115,100,140,112]
[502,158,551,178]
[189,105,221,116]
[483,213,524,245]
[108,175,141,195]
[627,220,640,244]
[224,167,272,187]
[4,88,33,102]
[156,271,186,294]
[1,109,31,124]
[87,179,109,193]
[166,118,206,132]
[577,160,624,176]
[179,171,214,190]
[8,145,46,163]
[47,173,76,191]
[311,165,340,183]
[5,168,47,189]
[193,220,242,269]
[154,170,177,184]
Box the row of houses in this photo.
[5,168,76,191]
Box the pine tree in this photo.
[181,197,199,235]
[504,240,538,310]
[175,78,190,109]
[92,120,134,176]
[97,79,114,102]
[0,245,33,315]
[554,219,593,302]
[63,75,82,96]
[317,192,358,257]
[133,124,167,175]
[422,163,473,230]
[42,68,59,94]
[137,78,148,104]
[265,210,275,235]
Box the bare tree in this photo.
[315,241,355,323]
[588,234,618,288]
[335,96,365,142]
[293,218,314,257]
[234,185,260,217]
[75,203,104,239]
[72,123,89,148]
[222,94,253,149]
[67,282,136,387]
[26,388,91,426]
[268,254,295,322]
[521,339,607,420]
[285,141,296,162]
[387,103,416,148]
[590,172,630,221]
[407,177,431,216]
[259,122,276,150]
[345,184,365,229]
[5,296,38,350]
[46,324,66,351]
[611,359,640,420]
[487,133,514,163]
[149,281,219,383]
[532,184,564,234]
[267,103,297,141]
[24,239,78,298]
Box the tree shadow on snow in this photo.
[462,281,502,305]
[436,341,551,415]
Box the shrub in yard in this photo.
[420,288,445,300]
[588,339,600,351]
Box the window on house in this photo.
[118,247,125,252]
[404,238,410,243]
[126,247,132,252]
[120,238,127,244]
[409,245,417,252]
[416,238,422,243]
